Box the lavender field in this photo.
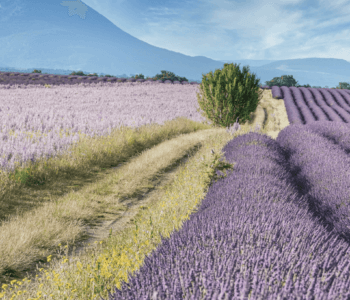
[0,71,200,88]
[104,121,350,299]
[1,79,350,299]
[0,80,207,176]
[270,85,350,125]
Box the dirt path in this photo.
[53,88,290,264]
[62,152,196,261]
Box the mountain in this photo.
[0,0,227,82]
[253,58,350,76]
[0,1,349,87]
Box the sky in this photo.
[73,0,350,62]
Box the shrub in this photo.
[195,62,263,129]
[69,71,86,76]
[152,70,189,83]
[132,74,145,79]
[265,75,300,87]
[131,71,189,82]
[337,82,350,90]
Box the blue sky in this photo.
[77,0,350,62]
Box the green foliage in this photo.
[152,70,189,83]
[69,71,86,76]
[131,71,189,82]
[195,62,263,129]
[265,75,299,87]
[264,75,350,90]
[131,74,146,80]
[68,71,98,77]
[8,165,47,187]
[32,69,42,73]
[337,82,350,90]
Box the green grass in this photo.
[0,106,273,299]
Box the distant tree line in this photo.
[264,74,350,90]
[29,69,350,90]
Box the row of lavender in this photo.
[0,72,201,87]
[270,86,350,125]
[103,120,350,299]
